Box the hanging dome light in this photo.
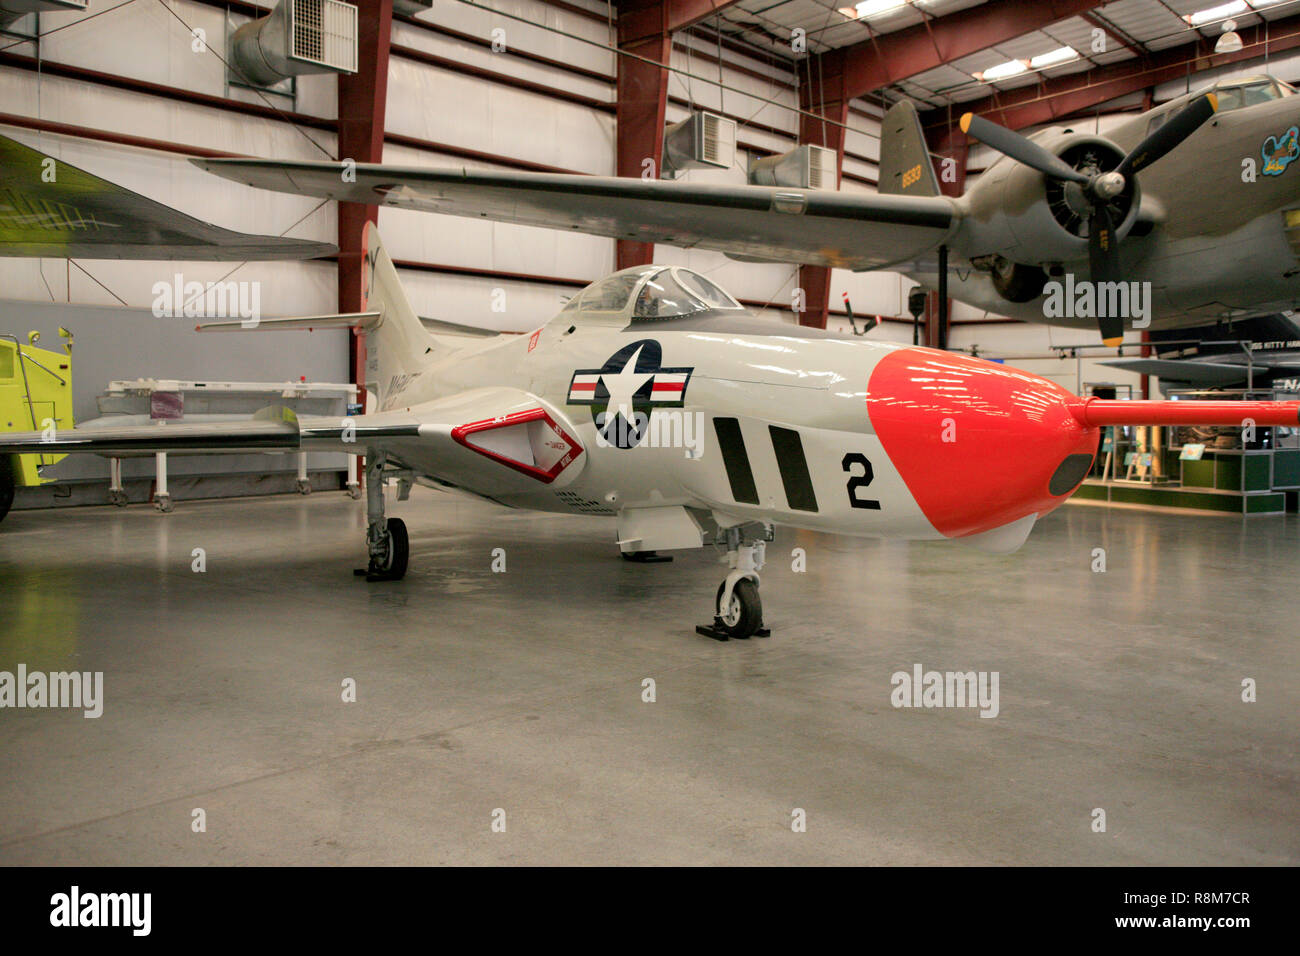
[1216,19,1245,54]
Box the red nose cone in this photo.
[867,347,1097,539]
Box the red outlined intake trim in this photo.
[450,408,583,484]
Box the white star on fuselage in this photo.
[600,346,655,425]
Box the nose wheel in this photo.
[711,578,764,639]
[696,528,771,641]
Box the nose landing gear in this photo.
[696,524,772,641]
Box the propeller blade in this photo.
[1116,92,1218,179]
[1088,205,1125,346]
[960,113,1090,184]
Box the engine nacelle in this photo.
[959,130,1140,280]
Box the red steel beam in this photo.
[0,51,335,132]
[615,27,671,269]
[796,47,850,330]
[396,13,614,84]
[392,43,614,112]
[0,113,242,159]
[337,0,394,409]
[825,0,1111,103]
[922,14,1300,132]
[619,0,746,45]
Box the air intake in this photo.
[662,111,736,179]
[231,0,358,88]
[749,145,837,190]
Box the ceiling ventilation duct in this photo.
[662,111,736,179]
[231,0,358,87]
[0,0,88,28]
[749,145,838,190]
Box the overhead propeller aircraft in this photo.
[3,222,1298,639]
[191,73,1300,347]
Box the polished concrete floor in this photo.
[0,490,1296,866]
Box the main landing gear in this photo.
[354,453,409,582]
[696,523,773,641]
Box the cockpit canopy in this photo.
[561,265,746,323]
[1211,75,1296,112]
[1148,75,1294,136]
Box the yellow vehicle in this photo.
[0,329,74,522]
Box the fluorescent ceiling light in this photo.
[976,59,1029,82]
[850,0,910,19]
[1029,46,1079,69]
[973,46,1078,83]
[1186,1,1248,27]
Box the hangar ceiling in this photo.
[705,0,1300,108]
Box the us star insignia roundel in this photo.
[566,339,693,449]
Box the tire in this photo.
[991,259,1048,303]
[0,457,14,524]
[715,578,762,639]
[377,517,409,580]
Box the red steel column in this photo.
[337,0,394,408]
[796,48,848,330]
[616,2,672,270]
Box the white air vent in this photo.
[662,111,736,179]
[698,112,734,165]
[290,0,358,74]
[749,145,838,190]
[231,0,358,87]
[806,145,835,189]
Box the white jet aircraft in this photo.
[3,224,1297,638]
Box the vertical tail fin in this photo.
[361,222,439,409]
[878,100,943,198]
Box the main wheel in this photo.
[715,578,762,639]
[0,457,14,524]
[990,258,1048,303]
[371,517,409,580]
